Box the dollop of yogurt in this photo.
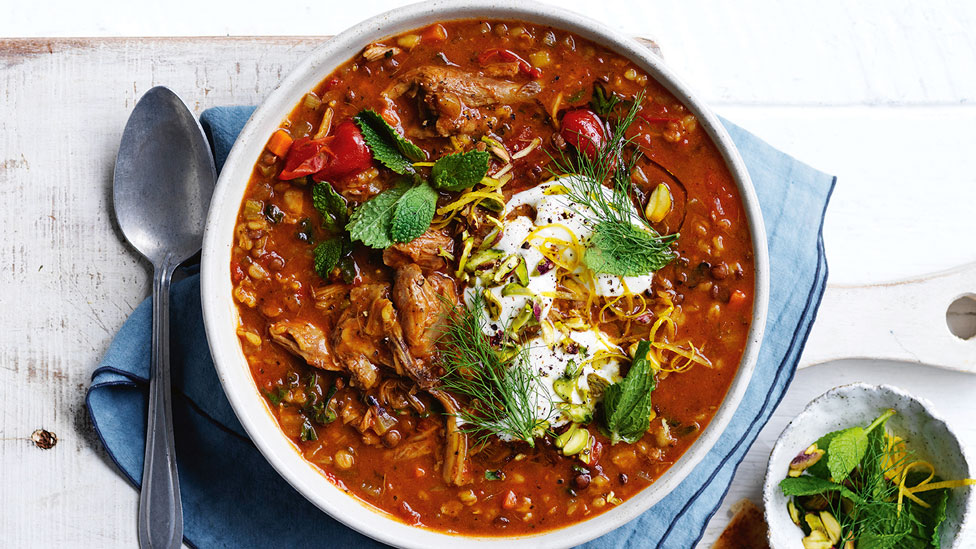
[466,176,653,336]
[462,176,654,430]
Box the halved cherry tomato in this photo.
[560,108,606,160]
[279,137,331,180]
[476,48,542,78]
[278,120,372,181]
[312,120,373,182]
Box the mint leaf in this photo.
[313,238,343,279]
[827,426,869,483]
[431,150,490,191]
[807,429,842,479]
[312,182,347,232]
[354,109,424,174]
[584,221,677,277]
[602,340,655,445]
[778,476,864,504]
[929,486,950,548]
[346,182,411,248]
[390,182,437,243]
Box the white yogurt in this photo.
[465,176,654,337]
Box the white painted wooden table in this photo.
[2,2,976,547]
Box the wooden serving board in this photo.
[0,35,973,549]
[801,263,976,373]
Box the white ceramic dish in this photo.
[200,1,770,547]
[763,383,974,548]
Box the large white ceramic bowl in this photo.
[764,383,974,548]
[200,1,770,547]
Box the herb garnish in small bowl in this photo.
[764,384,976,549]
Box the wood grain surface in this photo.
[2,30,975,549]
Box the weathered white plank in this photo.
[0,37,321,549]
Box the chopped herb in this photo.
[485,469,505,481]
[566,88,586,103]
[312,182,347,232]
[296,217,315,243]
[306,372,319,394]
[311,384,339,425]
[584,222,678,277]
[262,387,288,406]
[354,109,425,174]
[602,340,656,445]
[431,150,490,191]
[589,81,631,117]
[313,237,344,279]
[300,417,318,442]
[263,203,284,224]
[337,255,358,284]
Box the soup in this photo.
[230,19,754,536]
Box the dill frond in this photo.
[437,293,553,447]
[546,90,679,277]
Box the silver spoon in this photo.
[113,86,216,549]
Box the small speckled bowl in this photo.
[763,383,974,548]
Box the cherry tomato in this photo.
[278,137,331,180]
[560,108,606,160]
[312,120,373,182]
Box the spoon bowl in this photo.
[115,86,215,265]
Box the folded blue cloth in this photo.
[87,105,834,548]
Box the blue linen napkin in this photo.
[87,106,834,548]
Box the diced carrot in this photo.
[729,289,748,309]
[267,129,293,157]
[422,24,448,42]
[502,490,517,510]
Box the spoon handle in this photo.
[139,256,183,549]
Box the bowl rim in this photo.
[200,1,770,547]
[762,382,974,548]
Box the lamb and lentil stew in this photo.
[230,19,754,536]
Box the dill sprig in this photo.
[548,89,679,277]
[437,293,553,447]
[829,416,922,544]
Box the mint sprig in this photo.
[354,109,425,174]
[391,182,438,243]
[583,222,678,277]
[346,181,437,248]
[779,476,865,504]
[602,340,656,445]
[827,426,869,483]
[431,150,490,191]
